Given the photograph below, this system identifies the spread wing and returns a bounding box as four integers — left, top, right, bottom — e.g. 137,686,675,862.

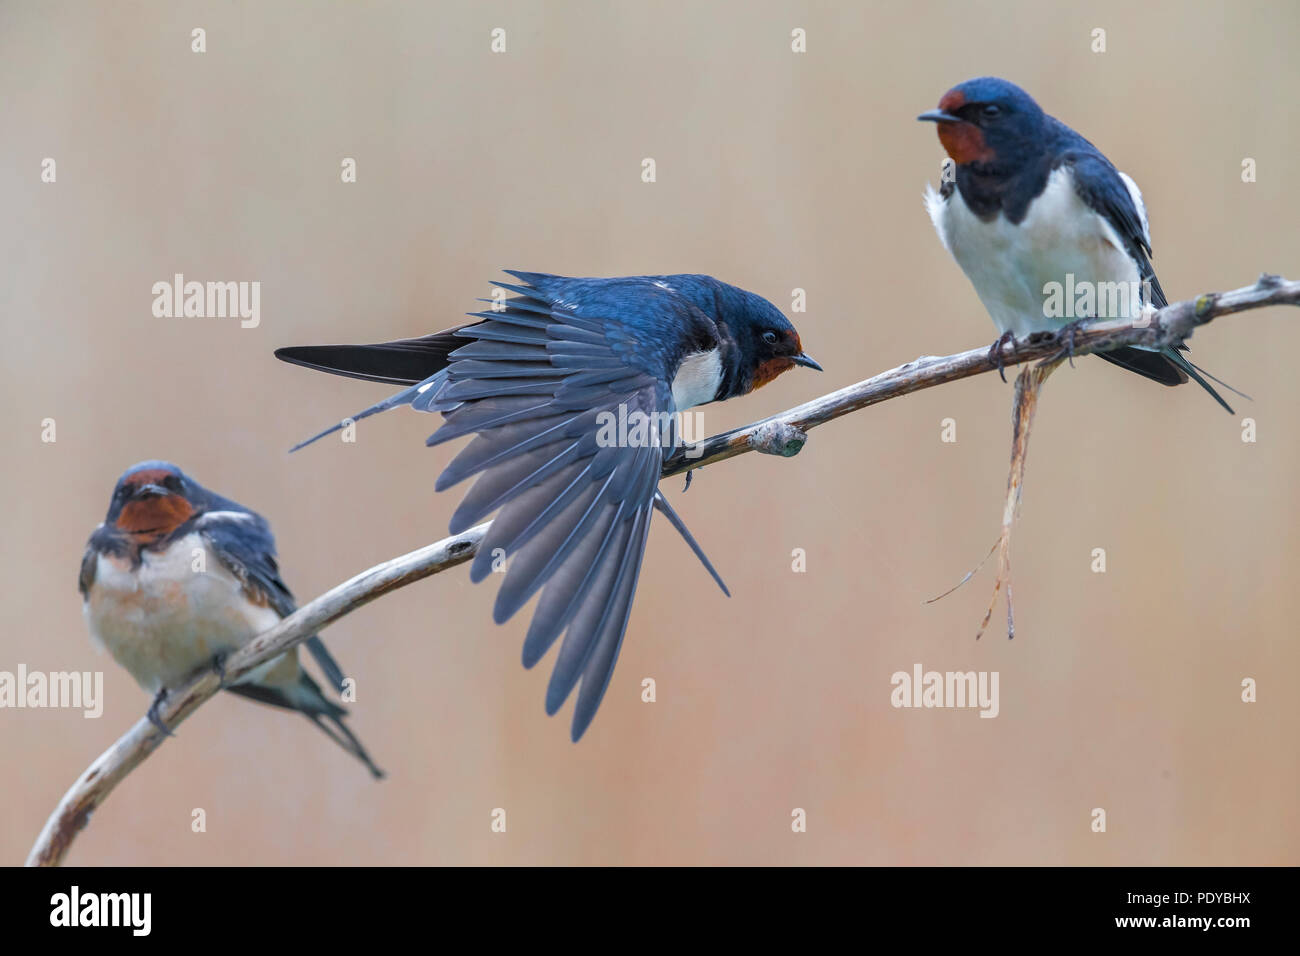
428,274,725,740
196,510,348,694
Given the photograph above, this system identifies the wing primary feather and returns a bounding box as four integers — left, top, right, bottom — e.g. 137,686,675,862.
469,459,599,586
448,359,562,379
547,340,616,358
447,440,583,531
544,504,635,715
568,505,654,740
437,411,592,489
521,499,623,668
502,269,559,286
547,326,607,346
427,398,556,444
464,310,552,330
450,340,550,362
542,445,659,717
473,297,552,316
489,464,621,619
489,280,544,299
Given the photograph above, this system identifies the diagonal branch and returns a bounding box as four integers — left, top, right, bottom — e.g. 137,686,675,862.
664,273,1298,475
27,273,1298,866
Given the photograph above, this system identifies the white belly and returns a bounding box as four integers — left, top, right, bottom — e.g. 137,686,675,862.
928,168,1143,337
84,532,282,693
671,348,723,410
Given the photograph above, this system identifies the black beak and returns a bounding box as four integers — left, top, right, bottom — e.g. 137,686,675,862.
792,352,823,372
132,483,170,500
917,109,962,124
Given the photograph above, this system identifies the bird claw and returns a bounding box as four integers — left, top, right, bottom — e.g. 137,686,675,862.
1050,319,1090,368
987,331,1017,383
147,689,175,737
211,651,229,687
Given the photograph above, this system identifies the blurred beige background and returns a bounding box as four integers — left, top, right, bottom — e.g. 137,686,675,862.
2,0,1297,865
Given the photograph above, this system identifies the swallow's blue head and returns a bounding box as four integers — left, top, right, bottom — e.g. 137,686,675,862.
106,460,202,540
657,275,822,397
918,77,1046,170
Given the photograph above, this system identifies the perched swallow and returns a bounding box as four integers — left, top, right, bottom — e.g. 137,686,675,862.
276,271,821,740
920,76,1238,410
80,460,383,778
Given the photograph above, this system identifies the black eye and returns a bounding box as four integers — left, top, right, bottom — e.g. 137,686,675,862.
762,330,778,345
981,104,1001,118
162,475,182,492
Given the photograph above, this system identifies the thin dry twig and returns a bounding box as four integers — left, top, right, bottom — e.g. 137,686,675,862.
27,274,1299,866
977,357,1062,640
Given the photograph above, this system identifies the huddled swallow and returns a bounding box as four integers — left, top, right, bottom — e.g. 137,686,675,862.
276,271,821,740
80,461,384,778
920,76,1239,410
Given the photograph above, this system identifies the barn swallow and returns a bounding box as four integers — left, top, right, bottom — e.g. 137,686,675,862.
276,271,821,740
920,76,1239,410
80,461,384,778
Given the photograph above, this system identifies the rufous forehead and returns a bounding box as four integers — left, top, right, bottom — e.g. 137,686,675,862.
938,89,966,112
123,468,175,486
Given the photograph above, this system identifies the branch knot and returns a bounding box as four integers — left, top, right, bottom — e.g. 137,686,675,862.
749,420,808,457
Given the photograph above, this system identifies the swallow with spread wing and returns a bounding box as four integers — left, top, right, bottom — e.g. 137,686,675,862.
276,271,821,740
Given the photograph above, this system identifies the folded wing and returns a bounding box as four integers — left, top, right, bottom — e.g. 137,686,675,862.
196,510,348,695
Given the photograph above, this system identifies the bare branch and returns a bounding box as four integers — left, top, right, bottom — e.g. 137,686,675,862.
28,274,1297,866
665,273,1299,476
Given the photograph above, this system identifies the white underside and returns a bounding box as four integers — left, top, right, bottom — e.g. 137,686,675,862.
671,348,723,410
926,167,1150,337
84,531,286,694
